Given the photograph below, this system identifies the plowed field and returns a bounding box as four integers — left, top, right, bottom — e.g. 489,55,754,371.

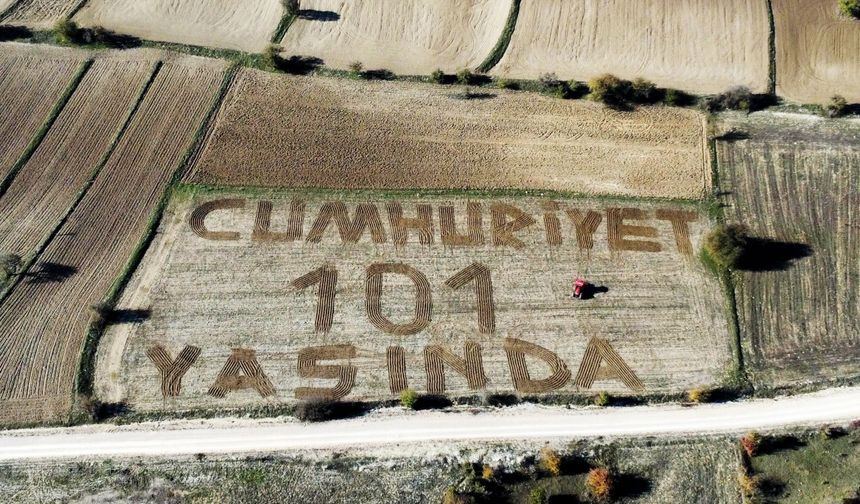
0,46,85,178
492,0,769,94
773,0,860,103
74,0,283,52
0,57,226,426
717,115,860,388
279,0,511,74
0,57,156,259
2,0,82,28
187,68,710,200
95,190,732,412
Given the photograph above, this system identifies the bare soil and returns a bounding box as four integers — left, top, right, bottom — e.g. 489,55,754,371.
187,68,710,200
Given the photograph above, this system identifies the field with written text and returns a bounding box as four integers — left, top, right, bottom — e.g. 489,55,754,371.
95,188,732,413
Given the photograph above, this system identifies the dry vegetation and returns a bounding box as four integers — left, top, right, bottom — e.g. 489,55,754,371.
96,191,731,413
1,0,82,28
0,57,226,426
717,114,860,388
187,68,709,200
0,56,156,259
74,0,283,52
774,0,860,103
492,0,769,94
0,45,85,178
279,0,512,74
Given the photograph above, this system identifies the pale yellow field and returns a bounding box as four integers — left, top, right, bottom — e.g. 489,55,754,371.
279,0,511,74
95,190,732,412
493,0,770,94
75,0,283,52
774,0,860,103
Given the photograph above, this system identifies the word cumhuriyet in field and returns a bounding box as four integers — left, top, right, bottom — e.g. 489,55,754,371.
122,196,728,406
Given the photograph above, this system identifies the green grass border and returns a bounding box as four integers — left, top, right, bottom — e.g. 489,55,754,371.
270,13,296,44
476,0,521,73
0,58,92,200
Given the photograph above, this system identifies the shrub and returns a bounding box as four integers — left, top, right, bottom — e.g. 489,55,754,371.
282,0,300,16
481,464,494,481
720,86,754,111
348,61,364,76
586,467,613,500
687,386,712,403
567,80,588,98
740,431,762,457
431,69,447,84
400,388,418,409
588,73,630,105
263,44,282,69
826,94,848,118
594,391,611,407
630,77,657,103
539,447,562,476
528,487,548,504
0,253,22,280
839,0,860,18
495,78,518,90
441,487,467,504
538,72,563,90
738,470,763,501
456,68,478,85
54,19,81,44
88,302,112,330
663,88,687,106
704,224,750,269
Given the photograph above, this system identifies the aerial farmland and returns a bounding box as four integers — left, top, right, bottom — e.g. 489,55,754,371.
0,0,858,502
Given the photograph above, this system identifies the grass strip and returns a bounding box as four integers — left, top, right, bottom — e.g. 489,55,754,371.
0,58,92,200
476,0,520,73
270,13,296,44
766,0,777,95
72,64,239,406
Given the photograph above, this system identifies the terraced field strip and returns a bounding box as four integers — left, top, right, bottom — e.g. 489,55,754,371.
717,119,860,388
0,57,158,261
1,0,85,28
0,56,227,427
187,68,709,200
0,49,87,186
74,0,283,52
279,0,513,74
773,0,860,103
492,0,770,94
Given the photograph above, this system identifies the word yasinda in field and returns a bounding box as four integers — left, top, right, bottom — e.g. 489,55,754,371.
190,198,698,254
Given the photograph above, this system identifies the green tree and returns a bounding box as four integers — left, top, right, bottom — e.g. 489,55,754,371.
839,0,860,18
399,388,418,409
704,224,750,269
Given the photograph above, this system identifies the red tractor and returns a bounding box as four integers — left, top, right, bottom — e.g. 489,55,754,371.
573,278,590,299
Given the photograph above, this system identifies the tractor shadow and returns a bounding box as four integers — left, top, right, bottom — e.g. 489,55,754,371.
579,284,609,300
738,238,812,272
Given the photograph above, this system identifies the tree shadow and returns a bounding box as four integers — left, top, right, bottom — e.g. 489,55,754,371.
275,55,323,75
360,68,395,80
715,130,750,142
758,434,805,455
92,401,130,421
25,262,78,283
297,9,340,21
750,93,780,112
414,394,453,410
614,473,651,499
737,238,812,272
760,476,786,499
109,309,152,324
77,26,141,48
560,454,590,475
707,387,743,403
484,393,519,407
0,25,32,41
548,495,580,504
450,89,496,100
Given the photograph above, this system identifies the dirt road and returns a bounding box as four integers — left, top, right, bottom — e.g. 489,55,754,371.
2,387,859,461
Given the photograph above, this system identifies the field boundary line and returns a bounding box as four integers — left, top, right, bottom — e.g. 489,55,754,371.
72,64,240,408
65,0,91,22
270,11,297,44
0,0,23,21
0,61,162,306
0,58,92,200
766,0,776,95
181,66,239,181
476,0,521,73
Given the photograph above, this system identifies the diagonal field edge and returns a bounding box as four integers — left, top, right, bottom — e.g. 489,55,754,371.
476,0,521,73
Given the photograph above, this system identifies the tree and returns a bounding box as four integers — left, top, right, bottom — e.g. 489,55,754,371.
630,77,657,103
399,388,418,409
53,19,81,45
588,73,630,105
826,94,848,118
839,0,860,18
431,69,447,84
704,224,750,269
586,467,613,500
528,487,548,504
687,386,712,403
539,447,562,476
282,0,300,16
481,464,494,481
594,391,611,407
263,44,282,69
740,431,762,457
456,68,478,85
348,61,363,76
0,253,21,280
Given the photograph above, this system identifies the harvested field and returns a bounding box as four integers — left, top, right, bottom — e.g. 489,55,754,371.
773,0,860,103
492,0,770,94
95,190,732,412
187,68,710,200
279,0,511,74
717,114,860,388
0,56,226,426
74,0,283,52
0,45,85,179
1,0,82,28
0,57,156,259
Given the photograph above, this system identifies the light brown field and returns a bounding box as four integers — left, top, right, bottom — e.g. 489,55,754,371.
717,114,860,388
279,0,511,74
773,0,860,103
0,57,156,260
0,56,226,426
1,0,82,28
0,45,84,178
74,0,283,52
187,68,710,200
95,191,732,412
492,0,770,95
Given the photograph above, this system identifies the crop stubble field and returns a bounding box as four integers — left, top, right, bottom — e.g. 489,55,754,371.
773,0,860,104
75,0,283,52
186,68,709,200
1,0,82,28
492,0,769,94
95,190,732,412
0,44,85,179
0,55,156,259
718,115,860,388
0,56,226,426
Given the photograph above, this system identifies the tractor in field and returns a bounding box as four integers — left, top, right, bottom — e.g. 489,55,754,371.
573,278,590,299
